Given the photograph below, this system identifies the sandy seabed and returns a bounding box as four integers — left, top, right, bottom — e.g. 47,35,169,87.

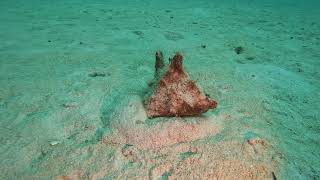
0,0,319,179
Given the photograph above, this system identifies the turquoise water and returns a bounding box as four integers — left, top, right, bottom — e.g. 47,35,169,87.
0,0,319,179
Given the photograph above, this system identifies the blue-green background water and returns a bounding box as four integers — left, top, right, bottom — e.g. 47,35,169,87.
0,0,319,179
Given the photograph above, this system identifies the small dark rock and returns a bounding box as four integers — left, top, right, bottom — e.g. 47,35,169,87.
133,30,144,37
62,103,77,108
251,74,255,78
201,45,206,49
246,56,255,60
79,42,83,45
165,10,171,13
170,16,174,19
88,72,106,77
48,40,51,42
235,46,244,54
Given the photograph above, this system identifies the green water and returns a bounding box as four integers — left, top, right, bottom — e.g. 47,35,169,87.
0,0,319,179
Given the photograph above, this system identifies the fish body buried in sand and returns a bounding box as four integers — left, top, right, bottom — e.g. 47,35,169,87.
145,51,218,118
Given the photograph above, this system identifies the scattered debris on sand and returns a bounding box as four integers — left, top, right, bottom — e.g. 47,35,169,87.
88,72,106,77
235,46,244,54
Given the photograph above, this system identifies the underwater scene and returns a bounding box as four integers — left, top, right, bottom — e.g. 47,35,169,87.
0,0,319,179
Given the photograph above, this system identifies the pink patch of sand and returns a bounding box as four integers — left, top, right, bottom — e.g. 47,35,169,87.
107,117,221,150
